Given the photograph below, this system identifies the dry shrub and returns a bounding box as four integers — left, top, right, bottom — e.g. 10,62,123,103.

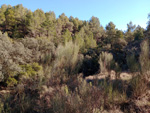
129,75,148,98
49,77,104,113
140,39,150,74
2,78,41,113
99,52,113,73
53,41,83,78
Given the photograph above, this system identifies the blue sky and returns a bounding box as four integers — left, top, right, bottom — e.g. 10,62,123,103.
0,0,150,31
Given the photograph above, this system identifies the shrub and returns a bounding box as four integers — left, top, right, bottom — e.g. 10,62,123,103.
126,53,140,72
129,75,148,97
20,63,42,78
139,39,150,74
112,38,127,50
99,52,114,73
2,82,40,113
54,41,82,76
6,77,18,87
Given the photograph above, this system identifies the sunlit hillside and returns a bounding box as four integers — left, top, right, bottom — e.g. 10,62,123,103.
0,4,150,113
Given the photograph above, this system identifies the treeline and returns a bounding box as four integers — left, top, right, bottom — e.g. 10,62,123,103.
0,4,149,47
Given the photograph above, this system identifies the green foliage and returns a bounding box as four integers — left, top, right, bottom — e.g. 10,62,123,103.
127,21,136,32
5,7,16,26
134,25,144,40
105,22,117,45
126,54,140,72
125,21,136,42
74,27,97,51
106,22,116,38
0,5,7,25
20,63,42,77
28,9,46,37
116,30,124,39
125,30,134,42
89,16,104,41
69,16,82,32
84,31,97,48
74,32,84,48
62,29,72,44
41,11,56,38
6,77,18,86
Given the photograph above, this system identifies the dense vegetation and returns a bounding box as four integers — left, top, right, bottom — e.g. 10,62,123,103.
0,4,150,113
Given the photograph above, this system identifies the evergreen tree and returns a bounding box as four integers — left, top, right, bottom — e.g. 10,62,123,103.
4,7,16,37
0,4,7,32
125,21,136,42
89,16,105,43
134,25,144,40
105,22,116,44
41,11,56,38
62,29,72,44
29,9,46,37
116,30,124,39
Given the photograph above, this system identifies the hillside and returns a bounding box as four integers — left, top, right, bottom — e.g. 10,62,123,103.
0,4,150,113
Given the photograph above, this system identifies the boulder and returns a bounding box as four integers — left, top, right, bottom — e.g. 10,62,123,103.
120,72,132,80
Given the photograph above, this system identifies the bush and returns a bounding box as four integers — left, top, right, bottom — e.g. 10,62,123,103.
129,75,148,97
20,63,42,77
112,38,127,50
126,54,140,72
139,39,150,74
54,41,82,76
6,77,18,87
99,52,114,73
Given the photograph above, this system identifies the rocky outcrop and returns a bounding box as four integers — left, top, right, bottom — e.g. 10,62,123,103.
85,70,116,81
85,70,135,82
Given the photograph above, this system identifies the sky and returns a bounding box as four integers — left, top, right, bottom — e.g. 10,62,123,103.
0,0,150,31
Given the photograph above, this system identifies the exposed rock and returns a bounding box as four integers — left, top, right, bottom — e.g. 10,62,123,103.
85,70,136,82
110,70,116,80
85,74,108,81
85,70,116,81
120,72,132,80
